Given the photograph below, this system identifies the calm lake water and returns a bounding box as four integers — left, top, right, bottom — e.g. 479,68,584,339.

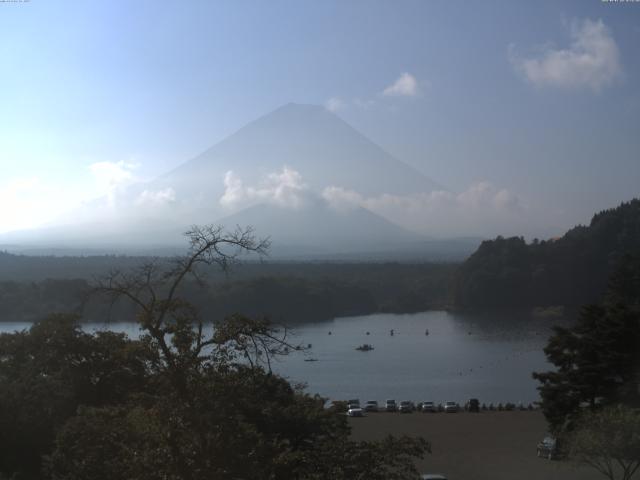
0,310,560,405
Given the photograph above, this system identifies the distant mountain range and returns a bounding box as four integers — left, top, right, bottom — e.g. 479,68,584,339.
1,103,466,259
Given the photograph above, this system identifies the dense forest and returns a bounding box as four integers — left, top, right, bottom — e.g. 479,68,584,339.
0,259,455,323
453,199,640,309
2,199,639,322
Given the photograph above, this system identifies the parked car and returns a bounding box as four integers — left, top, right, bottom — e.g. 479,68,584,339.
468,398,480,412
399,401,414,413
536,435,558,459
347,407,364,417
444,401,458,413
364,400,379,412
421,401,436,413
385,399,397,412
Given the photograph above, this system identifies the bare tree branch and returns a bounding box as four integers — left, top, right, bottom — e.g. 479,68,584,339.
89,225,294,394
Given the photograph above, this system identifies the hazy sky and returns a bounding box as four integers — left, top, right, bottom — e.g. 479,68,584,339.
1,0,639,236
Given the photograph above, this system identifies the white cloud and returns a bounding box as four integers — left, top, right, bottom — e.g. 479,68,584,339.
87,160,138,208
135,188,176,207
510,19,622,91
220,167,309,210
88,160,137,189
323,182,521,214
325,97,346,112
321,186,364,212
322,182,524,236
219,171,246,208
327,73,420,112
382,72,419,97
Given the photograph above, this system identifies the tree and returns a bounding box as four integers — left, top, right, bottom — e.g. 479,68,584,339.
45,224,430,480
0,314,151,480
533,257,640,433
568,405,640,480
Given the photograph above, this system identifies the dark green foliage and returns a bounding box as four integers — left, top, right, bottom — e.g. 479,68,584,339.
0,314,152,479
454,199,640,309
0,262,455,324
533,257,640,434
0,316,429,480
0,226,429,479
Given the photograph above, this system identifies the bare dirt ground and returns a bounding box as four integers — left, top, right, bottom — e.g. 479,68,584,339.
348,410,602,480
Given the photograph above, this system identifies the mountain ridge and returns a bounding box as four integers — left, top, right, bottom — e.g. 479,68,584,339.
453,198,640,309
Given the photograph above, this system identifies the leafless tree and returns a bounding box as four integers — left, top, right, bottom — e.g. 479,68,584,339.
569,405,640,480
92,225,299,393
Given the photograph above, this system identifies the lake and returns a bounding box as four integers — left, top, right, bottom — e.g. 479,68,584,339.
0,310,560,405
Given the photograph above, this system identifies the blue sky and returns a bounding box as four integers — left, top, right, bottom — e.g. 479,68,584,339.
1,0,639,236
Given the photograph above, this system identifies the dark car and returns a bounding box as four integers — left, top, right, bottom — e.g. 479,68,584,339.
468,398,480,412
399,401,414,413
364,400,379,412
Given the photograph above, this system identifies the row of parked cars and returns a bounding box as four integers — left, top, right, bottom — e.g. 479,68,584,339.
346,399,475,416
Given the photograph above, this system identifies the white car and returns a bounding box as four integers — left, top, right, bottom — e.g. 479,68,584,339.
444,401,458,413
347,407,364,417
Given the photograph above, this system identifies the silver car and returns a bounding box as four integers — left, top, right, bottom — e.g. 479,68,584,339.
444,401,458,413
421,401,435,412
347,407,364,417
536,436,558,459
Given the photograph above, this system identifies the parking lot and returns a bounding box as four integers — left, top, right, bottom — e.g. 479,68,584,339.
348,410,602,480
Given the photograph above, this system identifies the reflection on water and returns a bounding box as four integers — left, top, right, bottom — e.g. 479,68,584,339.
0,310,564,404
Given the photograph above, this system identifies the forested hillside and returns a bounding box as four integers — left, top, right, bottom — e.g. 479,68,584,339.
0,261,455,323
453,199,640,309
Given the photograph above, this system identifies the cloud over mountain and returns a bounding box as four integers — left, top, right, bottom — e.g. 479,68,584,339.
1,103,532,253
217,162,526,238
323,181,524,237
135,188,176,207
220,167,309,210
